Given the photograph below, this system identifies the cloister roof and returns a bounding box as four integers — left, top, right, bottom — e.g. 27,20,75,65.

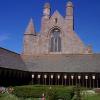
0,47,27,71
0,47,100,73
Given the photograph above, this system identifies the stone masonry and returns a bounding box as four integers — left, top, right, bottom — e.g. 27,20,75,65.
22,1,92,56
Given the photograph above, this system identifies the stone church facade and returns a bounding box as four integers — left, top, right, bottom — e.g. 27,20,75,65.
22,1,92,56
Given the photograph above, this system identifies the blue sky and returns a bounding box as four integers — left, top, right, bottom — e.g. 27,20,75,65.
0,0,100,53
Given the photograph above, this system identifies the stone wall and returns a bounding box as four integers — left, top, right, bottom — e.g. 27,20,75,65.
22,1,92,56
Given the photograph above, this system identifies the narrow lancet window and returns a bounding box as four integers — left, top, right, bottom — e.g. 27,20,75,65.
50,29,61,52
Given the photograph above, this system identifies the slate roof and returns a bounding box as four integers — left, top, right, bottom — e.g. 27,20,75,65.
24,54,100,73
0,48,27,71
0,47,100,73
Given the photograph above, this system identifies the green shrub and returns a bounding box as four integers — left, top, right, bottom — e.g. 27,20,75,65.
13,85,74,100
54,87,74,100
0,93,20,100
13,85,46,98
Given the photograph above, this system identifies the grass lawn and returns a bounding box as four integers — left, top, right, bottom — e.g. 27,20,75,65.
0,85,74,100
0,93,40,100
1,93,100,100
1,85,100,100
84,94,100,100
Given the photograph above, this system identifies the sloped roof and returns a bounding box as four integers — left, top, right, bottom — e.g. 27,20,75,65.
50,10,64,19
0,48,27,71
0,47,100,73
24,54,100,73
49,10,64,25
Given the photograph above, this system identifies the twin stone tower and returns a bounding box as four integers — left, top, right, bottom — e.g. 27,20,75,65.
22,1,92,57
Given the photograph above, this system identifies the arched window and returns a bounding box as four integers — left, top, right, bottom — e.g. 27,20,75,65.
50,29,61,52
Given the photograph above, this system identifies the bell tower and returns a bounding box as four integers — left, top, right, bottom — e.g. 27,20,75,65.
23,18,36,55
66,1,74,31
43,3,50,19
41,3,51,33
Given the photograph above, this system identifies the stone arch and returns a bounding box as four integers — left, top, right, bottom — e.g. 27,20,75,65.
47,26,63,37
49,27,62,52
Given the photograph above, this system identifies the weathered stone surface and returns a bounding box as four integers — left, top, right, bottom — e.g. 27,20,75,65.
22,1,92,56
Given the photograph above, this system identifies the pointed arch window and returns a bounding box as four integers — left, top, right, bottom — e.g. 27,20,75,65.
50,29,61,52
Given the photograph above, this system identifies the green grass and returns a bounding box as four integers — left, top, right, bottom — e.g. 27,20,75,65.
1,94,100,100
0,93,20,100
13,85,74,99
2,85,100,100
1,92,100,100
0,85,75,100
84,94,100,100
0,93,40,100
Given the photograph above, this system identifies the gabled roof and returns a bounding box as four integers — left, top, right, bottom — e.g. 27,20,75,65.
0,47,27,71
50,10,64,22
0,47,100,73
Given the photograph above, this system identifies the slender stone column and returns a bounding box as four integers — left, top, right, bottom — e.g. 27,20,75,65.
44,74,47,85
55,75,57,85
85,75,88,88
97,74,99,88
69,76,70,86
57,75,60,85
50,75,53,85
92,75,95,88
31,74,34,85
71,75,74,85
82,75,85,87
75,75,77,86
62,75,63,85
97,78,99,88
37,74,41,84
89,76,92,89
78,75,81,86
57,37,58,52
48,75,50,85
54,38,55,51
64,75,67,85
